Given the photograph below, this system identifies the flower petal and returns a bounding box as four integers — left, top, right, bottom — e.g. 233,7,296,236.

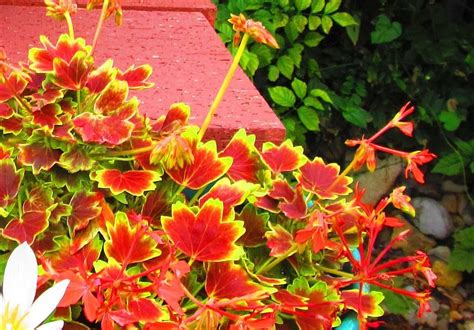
26,280,69,328
36,320,65,330
2,242,38,314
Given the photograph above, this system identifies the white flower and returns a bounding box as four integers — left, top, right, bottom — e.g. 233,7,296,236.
0,242,69,330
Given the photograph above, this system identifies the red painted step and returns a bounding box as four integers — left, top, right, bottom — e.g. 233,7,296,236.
0,5,285,147
0,0,217,24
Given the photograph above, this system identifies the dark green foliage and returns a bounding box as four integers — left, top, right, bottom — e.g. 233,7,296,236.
214,0,474,187
449,226,474,273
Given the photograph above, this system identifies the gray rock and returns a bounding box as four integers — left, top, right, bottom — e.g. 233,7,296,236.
441,180,466,193
413,197,453,240
355,156,403,205
429,245,451,263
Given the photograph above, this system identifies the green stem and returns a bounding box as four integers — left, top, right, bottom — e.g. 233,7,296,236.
315,264,354,278
256,245,297,275
197,33,250,142
103,144,155,157
64,11,75,39
91,0,110,55
188,186,206,205
76,90,81,113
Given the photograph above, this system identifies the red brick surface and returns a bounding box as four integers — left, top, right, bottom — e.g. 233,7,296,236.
0,0,216,24
0,5,285,147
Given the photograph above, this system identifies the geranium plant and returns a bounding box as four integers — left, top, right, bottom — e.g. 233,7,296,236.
0,2,437,329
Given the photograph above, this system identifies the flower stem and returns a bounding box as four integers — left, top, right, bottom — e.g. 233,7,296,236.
91,0,110,55
197,33,250,142
256,245,297,275
315,264,354,278
64,11,75,39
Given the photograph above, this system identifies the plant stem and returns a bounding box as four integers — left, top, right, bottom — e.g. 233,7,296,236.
315,264,354,278
64,11,75,39
256,245,297,275
188,186,206,205
100,144,155,157
197,33,249,142
91,0,110,55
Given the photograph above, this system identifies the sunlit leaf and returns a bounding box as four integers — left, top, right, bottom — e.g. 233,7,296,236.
104,212,161,265
94,169,162,196
162,199,245,262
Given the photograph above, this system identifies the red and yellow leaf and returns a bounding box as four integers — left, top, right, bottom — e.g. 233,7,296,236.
152,103,190,133
166,141,232,190
288,278,341,330
3,210,50,244
18,142,61,174
0,158,23,210
94,169,162,196
199,178,255,221
32,103,62,129
295,157,352,200
50,51,93,90
341,290,385,318
0,71,29,102
104,212,161,265
237,204,269,247
0,103,14,118
162,199,245,262
128,299,163,323
86,59,117,94
220,129,261,183
117,64,154,89
261,140,306,173
67,192,102,235
58,146,94,173
205,262,272,301
0,117,23,134
28,34,90,73
265,224,295,257
73,112,134,146
94,79,128,115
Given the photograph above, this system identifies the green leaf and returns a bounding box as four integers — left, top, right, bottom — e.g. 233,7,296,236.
455,139,474,157
331,12,358,27
324,0,341,14
371,14,402,44
285,15,308,43
438,111,462,131
291,78,307,99
378,288,416,315
303,96,324,110
309,16,322,30
251,44,274,68
277,55,294,79
342,106,372,128
297,106,320,131
310,89,333,104
449,227,474,272
311,0,325,13
346,15,361,45
432,153,463,176
274,12,289,28
240,51,259,76
288,44,304,67
304,32,325,47
321,16,333,34
268,86,296,107
295,0,311,11
268,65,280,82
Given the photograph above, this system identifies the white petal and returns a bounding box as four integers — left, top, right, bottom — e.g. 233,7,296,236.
36,320,64,330
25,280,69,329
3,242,38,313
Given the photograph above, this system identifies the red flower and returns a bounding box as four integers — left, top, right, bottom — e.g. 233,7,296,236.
404,149,437,183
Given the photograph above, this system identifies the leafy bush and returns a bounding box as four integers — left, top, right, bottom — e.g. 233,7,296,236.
214,0,358,147
0,2,437,329
215,0,474,190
